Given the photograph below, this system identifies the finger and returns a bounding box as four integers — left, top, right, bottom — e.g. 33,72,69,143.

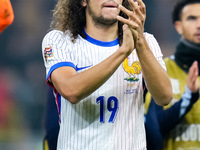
194,61,199,74
123,24,132,36
136,0,146,14
190,61,198,77
128,0,143,16
118,5,141,25
127,0,140,16
190,71,198,84
187,61,199,92
193,62,199,80
190,73,199,92
128,0,139,13
188,61,197,74
188,61,198,83
118,4,134,18
188,62,195,80
127,0,145,24
116,15,139,29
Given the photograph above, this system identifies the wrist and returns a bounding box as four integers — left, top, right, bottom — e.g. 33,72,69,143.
185,85,192,94
135,35,147,49
118,46,132,58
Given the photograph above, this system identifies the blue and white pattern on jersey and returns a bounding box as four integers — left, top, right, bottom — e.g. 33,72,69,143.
42,29,165,150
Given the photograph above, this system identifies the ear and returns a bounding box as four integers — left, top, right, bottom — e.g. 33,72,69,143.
174,21,183,35
82,0,87,7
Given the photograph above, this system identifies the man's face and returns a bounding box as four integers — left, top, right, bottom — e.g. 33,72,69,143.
176,3,200,44
83,0,123,27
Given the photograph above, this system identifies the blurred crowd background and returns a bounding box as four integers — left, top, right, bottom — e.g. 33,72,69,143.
0,0,182,150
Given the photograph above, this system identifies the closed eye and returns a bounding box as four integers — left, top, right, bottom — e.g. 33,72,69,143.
187,16,197,21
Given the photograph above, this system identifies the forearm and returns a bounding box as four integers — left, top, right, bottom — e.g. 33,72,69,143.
160,87,199,136
179,86,199,118
52,47,129,104
116,0,171,104
136,38,172,106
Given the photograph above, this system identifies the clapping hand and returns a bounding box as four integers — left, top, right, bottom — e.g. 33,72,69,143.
187,61,199,93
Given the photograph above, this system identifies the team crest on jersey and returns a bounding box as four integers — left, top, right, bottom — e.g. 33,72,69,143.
44,46,54,61
123,57,141,82
124,83,139,94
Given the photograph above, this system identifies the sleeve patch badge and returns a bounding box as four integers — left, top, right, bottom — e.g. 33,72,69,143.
44,46,54,61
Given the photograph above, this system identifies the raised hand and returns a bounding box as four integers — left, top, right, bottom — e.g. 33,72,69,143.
120,24,135,56
117,0,146,46
187,61,199,93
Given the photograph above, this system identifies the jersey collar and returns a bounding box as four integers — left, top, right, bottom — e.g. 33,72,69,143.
83,30,119,47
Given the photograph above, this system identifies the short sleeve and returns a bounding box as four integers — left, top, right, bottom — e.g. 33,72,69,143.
144,33,166,71
42,30,76,84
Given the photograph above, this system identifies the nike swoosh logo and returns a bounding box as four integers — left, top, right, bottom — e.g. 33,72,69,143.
76,65,93,71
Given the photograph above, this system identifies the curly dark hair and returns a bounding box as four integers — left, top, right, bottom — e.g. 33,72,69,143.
172,0,200,24
50,0,131,45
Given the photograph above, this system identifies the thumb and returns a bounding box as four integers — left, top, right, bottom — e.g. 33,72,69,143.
123,24,132,39
123,24,128,33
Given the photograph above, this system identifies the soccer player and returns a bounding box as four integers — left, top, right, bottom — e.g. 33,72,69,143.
0,0,14,33
145,0,200,149
42,0,172,149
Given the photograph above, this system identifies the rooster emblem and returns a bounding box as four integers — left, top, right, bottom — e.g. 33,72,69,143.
123,57,141,82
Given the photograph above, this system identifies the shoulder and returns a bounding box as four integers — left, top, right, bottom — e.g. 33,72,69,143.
143,32,164,58
143,32,160,46
43,30,67,41
143,32,154,39
42,30,73,46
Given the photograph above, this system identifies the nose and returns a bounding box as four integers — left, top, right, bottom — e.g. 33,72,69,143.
197,18,200,26
197,18,200,29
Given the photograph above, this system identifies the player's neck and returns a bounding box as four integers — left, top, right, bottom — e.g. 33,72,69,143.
84,21,118,42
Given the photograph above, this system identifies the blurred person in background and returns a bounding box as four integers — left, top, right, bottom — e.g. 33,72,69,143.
43,87,59,150
41,0,172,149
0,0,14,33
0,0,15,143
145,0,200,149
